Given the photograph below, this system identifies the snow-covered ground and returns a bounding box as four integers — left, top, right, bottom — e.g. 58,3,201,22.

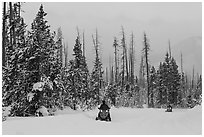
2,106,202,135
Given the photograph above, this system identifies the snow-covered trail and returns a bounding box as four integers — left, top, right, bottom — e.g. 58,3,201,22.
2,106,202,135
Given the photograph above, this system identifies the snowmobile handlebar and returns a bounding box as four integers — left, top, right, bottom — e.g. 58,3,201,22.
98,108,110,110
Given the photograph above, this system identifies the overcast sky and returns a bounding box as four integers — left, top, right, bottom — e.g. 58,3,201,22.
21,2,202,75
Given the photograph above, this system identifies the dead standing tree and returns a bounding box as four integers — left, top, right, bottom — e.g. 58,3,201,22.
129,32,135,85
2,2,6,67
113,37,119,84
121,27,129,84
143,32,150,107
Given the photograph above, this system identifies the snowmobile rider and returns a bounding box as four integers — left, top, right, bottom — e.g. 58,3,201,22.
98,100,110,110
96,100,111,121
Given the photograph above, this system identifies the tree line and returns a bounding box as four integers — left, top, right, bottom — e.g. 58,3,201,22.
2,3,202,117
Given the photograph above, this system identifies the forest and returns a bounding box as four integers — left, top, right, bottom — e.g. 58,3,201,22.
2,3,202,118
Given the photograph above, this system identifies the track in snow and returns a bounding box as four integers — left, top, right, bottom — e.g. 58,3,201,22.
2,106,202,135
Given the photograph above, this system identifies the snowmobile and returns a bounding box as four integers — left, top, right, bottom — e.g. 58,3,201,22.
165,104,172,112
95,108,111,122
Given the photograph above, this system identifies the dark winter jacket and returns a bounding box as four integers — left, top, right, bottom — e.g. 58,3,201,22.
98,102,110,110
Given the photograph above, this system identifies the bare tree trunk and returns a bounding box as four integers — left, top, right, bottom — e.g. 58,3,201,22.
139,55,144,88
111,65,114,84
113,37,118,84
76,26,80,42
92,29,101,105
168,40,171,58
129,52,131,83
9,2,13,47
105,67,108,84
143,33,150,107
181,52,183,75
95,29,102,89
121,27,129,83
64,42,68,68
18,2,21,17
122,44,125,88
130,32,135,84
13,3,16,46
192,66,194,89
82,31,85,57
109,56,112,84
2,2,6,67
60,40,63,67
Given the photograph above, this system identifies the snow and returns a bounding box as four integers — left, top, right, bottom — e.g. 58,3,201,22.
2,106,202,135
47,80,53,90
32,82,44,91
27,92,35,102
29,56,35,60
42,76,53,90
10,55,15,60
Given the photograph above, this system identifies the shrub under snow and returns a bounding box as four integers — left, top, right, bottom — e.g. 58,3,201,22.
35,106,49,116
27,92,35,102
2,106,12,121
32,82,44,91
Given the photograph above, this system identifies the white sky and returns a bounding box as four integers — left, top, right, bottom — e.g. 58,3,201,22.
20,2,202,75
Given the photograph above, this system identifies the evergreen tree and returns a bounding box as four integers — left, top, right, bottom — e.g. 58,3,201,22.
149,66,156,107
155,62,165,107
194,75,202,105
65,36,89,110
3,2,29,116
25,4,61,114
90,30,104,105
156,52,181,107
163,52,171,105
169,57,180,106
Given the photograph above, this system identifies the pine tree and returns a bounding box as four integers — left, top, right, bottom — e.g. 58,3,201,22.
90,30,104,105
2,2,29,115
194,75,202,105
157,52,181,107
163,52,171,104
24,4,61,114
155,62,165,107
27,4,54,82
65,36,89,110
170,57,180,106
149,66,156,107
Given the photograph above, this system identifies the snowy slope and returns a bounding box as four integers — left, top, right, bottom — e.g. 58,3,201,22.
2,106,202,135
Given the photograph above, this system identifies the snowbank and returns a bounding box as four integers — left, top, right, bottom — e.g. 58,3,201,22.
2,106,202,135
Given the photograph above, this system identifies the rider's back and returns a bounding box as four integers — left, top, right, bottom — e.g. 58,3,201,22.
99,103,110,110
